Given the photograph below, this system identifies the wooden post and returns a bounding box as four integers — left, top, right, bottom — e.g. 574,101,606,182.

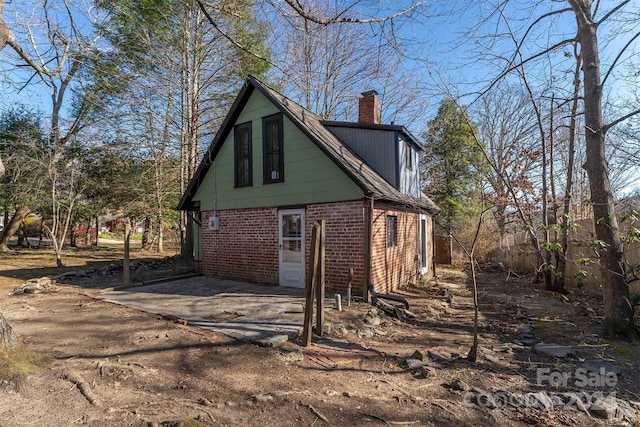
314,220,325,336
123,220,131,286
302,222,320,346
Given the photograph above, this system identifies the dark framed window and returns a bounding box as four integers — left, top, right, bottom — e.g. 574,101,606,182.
386,215,398,247
263,113,284,184
234,122,252,187
406,144,413,170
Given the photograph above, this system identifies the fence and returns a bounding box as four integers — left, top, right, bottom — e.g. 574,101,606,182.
495,218,640,296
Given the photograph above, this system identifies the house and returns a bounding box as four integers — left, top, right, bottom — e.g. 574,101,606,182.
177,76,439,297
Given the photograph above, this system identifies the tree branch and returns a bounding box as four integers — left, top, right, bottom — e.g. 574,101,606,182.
603,107,640,133
601,30,640,88
274,0,424,25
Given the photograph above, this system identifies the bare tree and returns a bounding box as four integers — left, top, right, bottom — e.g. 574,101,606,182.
1,0,102,266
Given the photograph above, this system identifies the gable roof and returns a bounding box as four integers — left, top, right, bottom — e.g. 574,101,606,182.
178,76,439,214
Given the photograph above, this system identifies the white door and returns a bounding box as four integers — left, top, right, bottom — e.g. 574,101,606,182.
279,209,305,288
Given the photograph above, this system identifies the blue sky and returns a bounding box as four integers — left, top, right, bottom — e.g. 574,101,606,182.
1,0,639,194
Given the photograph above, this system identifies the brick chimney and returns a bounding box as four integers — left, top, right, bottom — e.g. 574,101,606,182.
358,90,381,125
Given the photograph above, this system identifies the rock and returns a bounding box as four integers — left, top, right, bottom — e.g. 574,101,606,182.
366,316,381,326
277,350,304,362
523,392,554,411
582,360,621,375
26,276,55,286
428,351,448,363
516,326,533,336
256,334,289,348
358,328,374,339
513,338,537,347
475,392,497,409
405,358,428,370
484,354,502,364
492,344,511,353
589,395,635,420
559,393,589,412
418,366,435,378
197,397,215,407
449,378,471,391
253,393,273,403
534,343,576,358
412,349,427,361
323,322,332,335
368,308,379,317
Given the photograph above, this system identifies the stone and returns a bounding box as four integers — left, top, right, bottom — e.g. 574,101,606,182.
492,344,511,353
449,379,471,391
560,393,589,412
523,392,553,411
277,350,304,362
412,349,427,361
516,326,533,336
256,334,289,348
589,396,631,420
475,392,496,409
582,360,621,375
428,351,448,363
367,316,381,326
368,308,379,316
253,393,273,403
418,366,435,378
534,343,576,358
405,358,428,370
512,338,537,347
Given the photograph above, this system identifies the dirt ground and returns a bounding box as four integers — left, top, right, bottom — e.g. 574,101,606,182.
1,247,639,426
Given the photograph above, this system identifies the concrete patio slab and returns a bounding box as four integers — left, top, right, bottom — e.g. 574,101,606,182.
98,276,310,343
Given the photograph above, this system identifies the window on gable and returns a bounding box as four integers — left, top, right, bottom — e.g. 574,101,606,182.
234,122,252,187
263,113,284,184
386,215,398,247
406,143,413,170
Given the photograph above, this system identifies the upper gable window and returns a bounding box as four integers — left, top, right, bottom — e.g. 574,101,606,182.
263,113,284,184
234,122,252,187
406,143,413,170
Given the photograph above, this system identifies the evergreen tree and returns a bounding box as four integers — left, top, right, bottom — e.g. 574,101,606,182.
423,98,485,257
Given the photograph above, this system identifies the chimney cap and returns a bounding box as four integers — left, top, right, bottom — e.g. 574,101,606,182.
361,90,379,97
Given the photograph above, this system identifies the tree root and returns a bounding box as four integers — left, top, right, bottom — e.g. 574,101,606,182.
67,371,102,406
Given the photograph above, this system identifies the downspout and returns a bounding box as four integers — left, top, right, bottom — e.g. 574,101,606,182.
363,193,374,302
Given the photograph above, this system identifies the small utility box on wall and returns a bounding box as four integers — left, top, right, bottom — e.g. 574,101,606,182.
208,216,220,231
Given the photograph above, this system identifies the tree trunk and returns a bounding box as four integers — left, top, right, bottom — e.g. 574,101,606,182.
0,312,21,348
569,1,634,336
557,47,582,292
70,222,78,247
84,221,91,245
0,206,30,252
156,211,163,253
94,217,99,246
141,217,151,250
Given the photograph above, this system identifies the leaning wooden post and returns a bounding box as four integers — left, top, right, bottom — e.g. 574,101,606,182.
314,220,325,336
302,222,320,346
123,220,131,286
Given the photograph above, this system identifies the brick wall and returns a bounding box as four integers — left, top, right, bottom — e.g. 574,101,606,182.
198,201,433,296
370,203,422,294
306,201,366,294
200,208,279,284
